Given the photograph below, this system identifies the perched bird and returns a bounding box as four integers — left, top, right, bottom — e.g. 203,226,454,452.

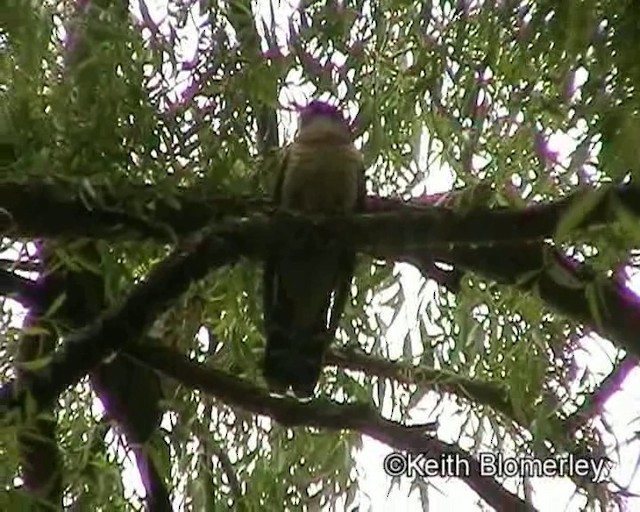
262,101,365,399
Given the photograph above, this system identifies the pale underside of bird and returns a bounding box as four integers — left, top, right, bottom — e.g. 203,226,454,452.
262,101,365,399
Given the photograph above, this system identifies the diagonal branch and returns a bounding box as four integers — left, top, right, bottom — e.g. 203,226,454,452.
430,243,640,369
326,348,514,420
0,192,619,510
122,343,534,512
327,345,605,493
0,268,40,305
213,445,243,501
564,355,637,432
2,187,640,392
0,219,266,419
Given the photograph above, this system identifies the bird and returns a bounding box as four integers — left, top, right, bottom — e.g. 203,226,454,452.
262,100,365,400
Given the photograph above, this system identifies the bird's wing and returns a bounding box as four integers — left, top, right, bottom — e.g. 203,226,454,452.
271,143,289,204
262,146,289,330
262,146,298,395
327,158,365,337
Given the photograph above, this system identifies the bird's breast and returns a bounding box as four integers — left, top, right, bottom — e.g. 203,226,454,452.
282,142,361,213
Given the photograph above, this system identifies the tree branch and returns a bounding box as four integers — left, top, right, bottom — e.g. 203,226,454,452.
213,446,243,501
327,346,606,497
564,355,637,432
1,180,638,246
430,243,640,368
0,268,40,305
122,344,534,512
2,181,640,380
0,180,266,240
326,347,515,420
0,185,619,510
0,219,265,418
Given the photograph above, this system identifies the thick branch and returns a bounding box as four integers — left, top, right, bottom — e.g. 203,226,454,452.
0,220,264,418
0,268,40,304
2,183,640,375
0,195,615,510
0,180,266,240
123,344,533,512
0,180,638,246
431,243,640,365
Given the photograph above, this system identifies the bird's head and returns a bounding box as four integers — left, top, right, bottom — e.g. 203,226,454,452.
296,101,351,143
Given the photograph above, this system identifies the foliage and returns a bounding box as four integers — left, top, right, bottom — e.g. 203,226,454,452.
1,0,640,510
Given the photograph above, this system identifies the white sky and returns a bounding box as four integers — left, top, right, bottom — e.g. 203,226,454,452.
16,1,638,510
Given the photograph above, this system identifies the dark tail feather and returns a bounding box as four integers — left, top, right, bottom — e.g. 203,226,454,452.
263,331,291,396
263,330,328,399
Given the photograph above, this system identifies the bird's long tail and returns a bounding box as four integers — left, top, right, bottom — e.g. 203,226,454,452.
263,329,328,399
